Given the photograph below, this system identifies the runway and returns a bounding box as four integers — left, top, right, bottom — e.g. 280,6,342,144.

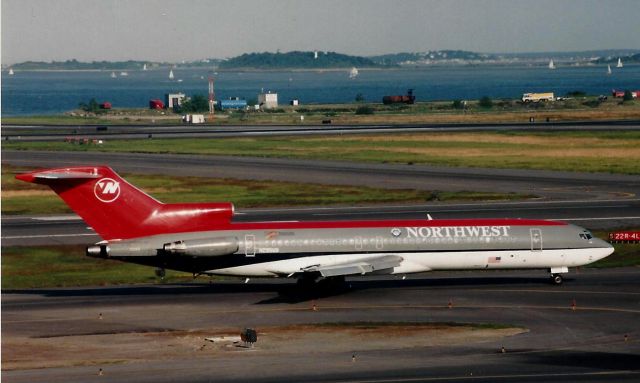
3,199,640,246
3,267,640,382
3,121,640,141
3,150,640,200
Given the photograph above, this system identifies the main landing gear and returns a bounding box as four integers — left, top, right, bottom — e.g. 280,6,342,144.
296,274,347,292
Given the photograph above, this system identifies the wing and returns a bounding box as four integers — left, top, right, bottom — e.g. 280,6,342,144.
301,255,403,277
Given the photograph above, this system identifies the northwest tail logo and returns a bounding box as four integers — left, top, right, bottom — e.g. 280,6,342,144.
94,178,121,203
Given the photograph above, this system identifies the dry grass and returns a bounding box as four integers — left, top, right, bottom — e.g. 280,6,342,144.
3,322,524,370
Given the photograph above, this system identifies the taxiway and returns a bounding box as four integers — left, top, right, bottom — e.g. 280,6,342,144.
3,268,640,382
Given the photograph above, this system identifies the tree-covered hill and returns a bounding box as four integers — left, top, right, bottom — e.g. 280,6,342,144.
12,59,164,70
218,51,382,69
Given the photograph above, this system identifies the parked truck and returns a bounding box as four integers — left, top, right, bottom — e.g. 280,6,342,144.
522,92,555,102
383,89,416,105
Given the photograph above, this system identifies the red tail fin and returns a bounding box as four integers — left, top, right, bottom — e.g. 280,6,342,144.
16,166,234,240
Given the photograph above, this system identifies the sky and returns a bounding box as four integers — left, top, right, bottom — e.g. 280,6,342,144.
2,0,639,64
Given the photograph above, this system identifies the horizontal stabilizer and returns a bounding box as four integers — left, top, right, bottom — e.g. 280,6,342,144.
16,167,103,183
302,255,403,277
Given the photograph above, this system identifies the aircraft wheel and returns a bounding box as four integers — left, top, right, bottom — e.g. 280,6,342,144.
550,274,563,285
296,275,317,289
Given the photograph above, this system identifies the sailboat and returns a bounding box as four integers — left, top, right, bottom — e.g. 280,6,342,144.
548,59,555,69
617,58,623,68
143,64,147,71
169,69,174,80
110,71,117,78
8,68,14,75
349,67,359,79
607,64,612,75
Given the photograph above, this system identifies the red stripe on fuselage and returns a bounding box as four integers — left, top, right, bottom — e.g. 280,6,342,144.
219,218,566,231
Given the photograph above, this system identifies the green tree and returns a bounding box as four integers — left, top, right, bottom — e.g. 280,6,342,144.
355,93,365,102
355,105,374,115
478,96,493,109
452,100,463,109
79,98,99,113
623,90,634,102
176,94,209,113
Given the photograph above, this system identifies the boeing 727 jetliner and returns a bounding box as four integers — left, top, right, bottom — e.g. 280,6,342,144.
17,166,614,285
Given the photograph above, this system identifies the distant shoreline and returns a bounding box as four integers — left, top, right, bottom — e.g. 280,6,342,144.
8,63,638,73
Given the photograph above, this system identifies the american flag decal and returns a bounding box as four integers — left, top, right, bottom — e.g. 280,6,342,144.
488,256,502,263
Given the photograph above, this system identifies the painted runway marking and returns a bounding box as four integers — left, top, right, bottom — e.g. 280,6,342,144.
312,205,628,216
2,233,98,239
344,370,640,383
244,198,640,213
550,216,640,221
32,216,82,221
480,289,640,295
5,303,639,324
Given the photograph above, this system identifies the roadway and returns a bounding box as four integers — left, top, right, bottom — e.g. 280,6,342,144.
2,120,640,141
3,268,640,382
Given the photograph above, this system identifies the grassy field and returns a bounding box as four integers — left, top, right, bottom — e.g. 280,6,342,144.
2,232,637,289
1,246,194,289
2,165,529,215
3,97,639,126
5,130,640,174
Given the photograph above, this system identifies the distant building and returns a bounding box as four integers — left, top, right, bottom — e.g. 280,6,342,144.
219,98,248,110
290,99,299,106
258,91,278,109
165,93,186,109
183,114,205,124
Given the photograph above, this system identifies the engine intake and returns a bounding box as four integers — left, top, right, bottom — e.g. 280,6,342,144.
163,237,239,257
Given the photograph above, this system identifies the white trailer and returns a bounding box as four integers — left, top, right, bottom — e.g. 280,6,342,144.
522,92,555,102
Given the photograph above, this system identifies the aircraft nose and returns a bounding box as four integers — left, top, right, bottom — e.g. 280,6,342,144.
593,238,615,261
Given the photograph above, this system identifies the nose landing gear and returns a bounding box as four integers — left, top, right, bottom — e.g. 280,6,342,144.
550,274,563,285
549,267,568,285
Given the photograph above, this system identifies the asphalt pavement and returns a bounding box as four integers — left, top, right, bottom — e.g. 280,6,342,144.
3,268,640,382
3,150,639,200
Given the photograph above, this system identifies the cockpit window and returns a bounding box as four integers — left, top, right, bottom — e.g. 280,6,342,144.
579,232,593,240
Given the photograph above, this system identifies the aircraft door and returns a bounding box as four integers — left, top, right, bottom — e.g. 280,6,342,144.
375,236,384,250
245,234,255,257
530,228,543,251
355,236,363,251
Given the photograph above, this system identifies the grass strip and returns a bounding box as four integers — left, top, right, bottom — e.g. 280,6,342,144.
4,130,640,174
1,245,194,289
2,164,532,215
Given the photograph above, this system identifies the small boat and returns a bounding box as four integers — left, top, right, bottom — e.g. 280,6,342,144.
169,69,174,80
617,58,623,68
548,59,555,69
120,71,128,76
110,71,117,78
177,79,183,82
607,64,612,75
142,64,147,71
8,68,14,75
349,67,359,79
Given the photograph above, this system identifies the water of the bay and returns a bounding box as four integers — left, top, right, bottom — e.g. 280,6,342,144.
2,65,639,116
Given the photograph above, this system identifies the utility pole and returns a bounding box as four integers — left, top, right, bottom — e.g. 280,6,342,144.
208,77,215,119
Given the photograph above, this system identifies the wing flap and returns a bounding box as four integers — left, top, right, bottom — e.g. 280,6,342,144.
302,255,403,277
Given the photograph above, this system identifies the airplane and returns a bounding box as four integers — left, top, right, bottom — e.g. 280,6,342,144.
16,166,614,286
